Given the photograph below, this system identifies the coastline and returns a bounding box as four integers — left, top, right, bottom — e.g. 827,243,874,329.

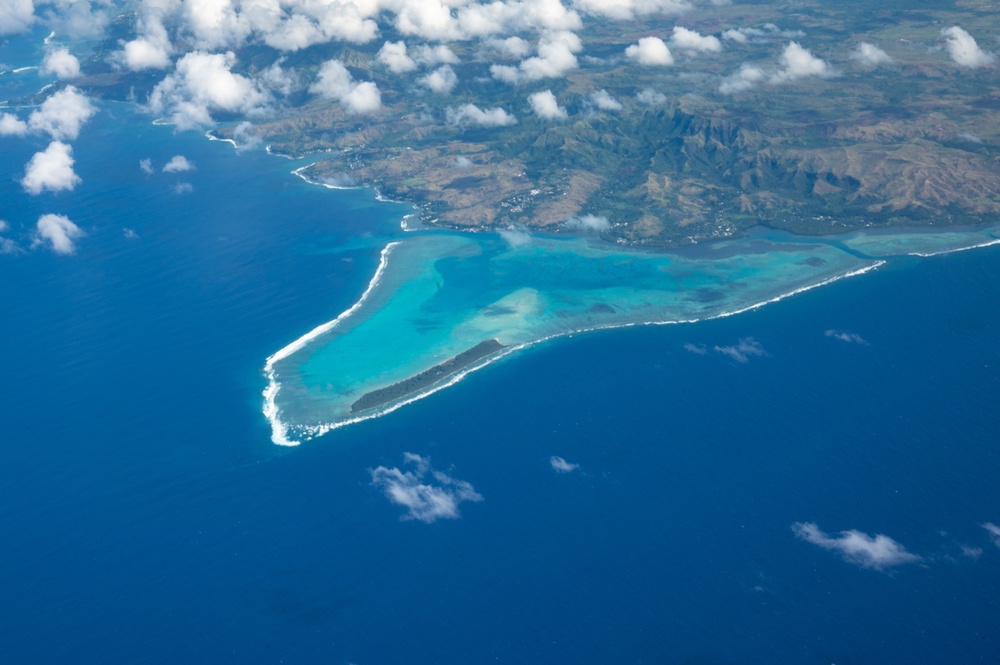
263,246,892,445
248,130,1000,446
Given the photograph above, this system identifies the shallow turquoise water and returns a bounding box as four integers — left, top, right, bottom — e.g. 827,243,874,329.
266,223,1000,443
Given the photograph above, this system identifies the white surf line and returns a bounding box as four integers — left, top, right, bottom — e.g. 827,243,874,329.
204,131,237,148
290,164,364,190
908,237,1000,258
280,259,888,443
263,242,399,446
713,260,886,320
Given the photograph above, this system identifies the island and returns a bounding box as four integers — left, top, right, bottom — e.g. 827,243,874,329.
41,0,1000,442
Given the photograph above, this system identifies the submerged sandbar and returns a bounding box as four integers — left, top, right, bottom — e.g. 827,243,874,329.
264,224,1000,445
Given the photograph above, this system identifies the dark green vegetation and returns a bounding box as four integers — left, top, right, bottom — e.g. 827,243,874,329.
350,339,505,412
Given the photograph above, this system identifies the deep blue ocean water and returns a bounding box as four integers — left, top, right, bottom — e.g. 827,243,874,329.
3,38,1000,663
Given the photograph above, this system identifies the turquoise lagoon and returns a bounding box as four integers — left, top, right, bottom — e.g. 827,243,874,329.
263,222,1000,444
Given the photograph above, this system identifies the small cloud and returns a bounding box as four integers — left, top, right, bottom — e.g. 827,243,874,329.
491,32,581,84
446,103,517,127
825,330,868,345
28,86,96,140
413,44,460,66
626,37,674,66
671,27,722,54
232,121,262,151
792,521,922,570
772,42,831,82
115,17,172,71
713,337,765,363
22,141,81,195
485,36,532,59
162,155,195,173
310,60,382,114
573,0,690,20
940,26,995,68
636,88,667,105
419,64,458,94
370,452,482,523
588,89,622,111
40,47,81,79
961,545,983,560
173,182,194,194
683,342,708,355
722,28,753,44
564,214,610,232
123,228,139,239
0,220,20,255
34,213,84,254
719,63,766,93
983,522,1000,548
0,237,20,255
550,456,579,473
500,227,532,248
139,158,154,174
0,112,29,136
377,40,417,74
454,156,472,168
722,24,804,44
851,42,892,67
529,89,568,120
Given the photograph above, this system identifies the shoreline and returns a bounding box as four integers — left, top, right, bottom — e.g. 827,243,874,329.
264,251,893,445
251,130,1000,446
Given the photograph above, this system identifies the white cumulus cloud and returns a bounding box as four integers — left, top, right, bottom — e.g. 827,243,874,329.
588,89,622,111
636,88,667,105
148,51,269,129
772,41,831,82
162,155,195,173
22,141,81,194
413,44,460,66
35,213,84,254
309,59,382,114
28,86,96,140
446,103,517,127
370,453,482,523
626,36,674,66
117,18,173,71
378,40,417,74
671,26,722,53
40,47,81,79
940,26,995,68
485,36,532,59
793,521,922,570
565,213,610,231
851,42,892,67
419,65,458,94
719,63,766,93
0,113,29,136
550,456,579,473
0,0,35,35
529,89,567,119
572,0,691,21
492,31,582,83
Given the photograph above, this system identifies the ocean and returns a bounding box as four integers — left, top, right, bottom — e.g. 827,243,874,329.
2,44,1000,663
